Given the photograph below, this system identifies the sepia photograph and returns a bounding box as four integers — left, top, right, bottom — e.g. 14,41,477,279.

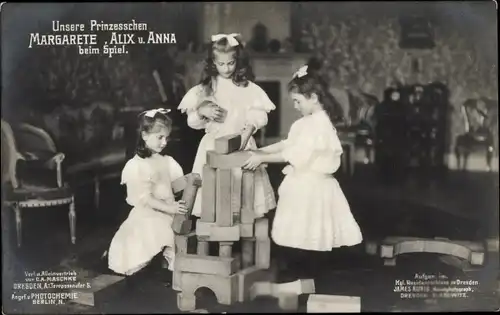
1,2,498,313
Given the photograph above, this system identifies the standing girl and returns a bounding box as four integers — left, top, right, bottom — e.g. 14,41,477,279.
178,33,276,219
108,108,188,276
243,65,363,281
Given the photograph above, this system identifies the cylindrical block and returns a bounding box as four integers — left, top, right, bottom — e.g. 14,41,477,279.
219,242,233,258
197,239,209,255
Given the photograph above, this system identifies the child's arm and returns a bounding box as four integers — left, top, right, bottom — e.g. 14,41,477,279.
240,86,277,149
145,197,187,215
256,140,286,154
242,151,286,171
187,110,208,130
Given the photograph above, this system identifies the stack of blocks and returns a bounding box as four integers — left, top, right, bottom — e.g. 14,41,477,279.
172,134,273,311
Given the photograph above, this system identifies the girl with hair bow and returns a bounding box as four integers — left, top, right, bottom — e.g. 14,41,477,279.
107,108,187,277
177,33,277,220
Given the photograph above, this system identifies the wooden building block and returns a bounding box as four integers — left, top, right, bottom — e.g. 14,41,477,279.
171,173,202,194
197,238,209,255
278,294,299,311
210,225,240,242
219,242,233,258
215,133,242,154
177,292,196,311
241,170,255,224
171,174,190,194
256,238,271,269
175,231,196,255
307,294,361,313
216,169,233,226
206,150,252,169
70,274,126,306
486,238,499,252
180,272,239,306
470,252,485,265
175,254,239,276
236,266,273,302
196,222,240,241
254,218,269,240
380,245,394,258
240,223,254,238
250,279,315,300
196,221,213,237
173,270,182,291
172,173,202,235
242,239,255,268
231,169,242,224
201,165,217,222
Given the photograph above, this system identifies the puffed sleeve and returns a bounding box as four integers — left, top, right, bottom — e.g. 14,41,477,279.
121,158,154,207
245,84,276,131
167,156,185,182
177,85,208,130
281,118,343,170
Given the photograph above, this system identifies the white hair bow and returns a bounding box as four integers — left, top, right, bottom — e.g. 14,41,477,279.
140,108,171,118
211,33,241,47
293,65,309,78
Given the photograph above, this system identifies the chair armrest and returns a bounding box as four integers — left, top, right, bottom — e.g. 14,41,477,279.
45,153,65,187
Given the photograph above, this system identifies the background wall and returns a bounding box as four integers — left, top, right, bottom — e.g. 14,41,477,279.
2,2,497,161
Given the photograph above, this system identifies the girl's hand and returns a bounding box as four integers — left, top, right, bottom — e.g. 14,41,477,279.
198,102,225,122
171,200,188,215
242,152,263,171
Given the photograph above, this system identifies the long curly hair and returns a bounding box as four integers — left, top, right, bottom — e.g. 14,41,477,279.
287,68,345,128
135,111,173,159
199,35,255,96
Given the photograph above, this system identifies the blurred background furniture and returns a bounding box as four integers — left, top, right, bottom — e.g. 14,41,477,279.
455,98,498,172
1,119,76,248
348,91,378,164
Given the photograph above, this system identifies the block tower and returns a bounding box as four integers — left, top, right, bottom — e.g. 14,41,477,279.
172,133,273,312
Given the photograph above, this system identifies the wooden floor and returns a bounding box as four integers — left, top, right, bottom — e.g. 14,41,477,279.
2,164,499,313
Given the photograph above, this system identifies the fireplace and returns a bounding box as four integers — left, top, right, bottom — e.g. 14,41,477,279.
180,52,310,144
251,53,309,144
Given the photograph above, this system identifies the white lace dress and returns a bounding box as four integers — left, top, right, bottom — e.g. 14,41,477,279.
271,110,363,251
108,154,184,275
178,76,277,218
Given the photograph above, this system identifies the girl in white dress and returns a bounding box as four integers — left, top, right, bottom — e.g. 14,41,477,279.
243,65,363,281
178,33,276,219
108,108,188,276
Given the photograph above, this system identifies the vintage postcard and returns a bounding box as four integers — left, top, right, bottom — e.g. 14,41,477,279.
1,2,498,313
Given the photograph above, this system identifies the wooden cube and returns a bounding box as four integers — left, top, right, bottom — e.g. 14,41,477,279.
240,223,254,238
215,134,242,154
236,266,273,302
380,245,394,258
